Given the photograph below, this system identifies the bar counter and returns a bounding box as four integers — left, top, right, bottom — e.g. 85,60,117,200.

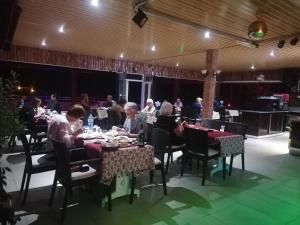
240,110,287,137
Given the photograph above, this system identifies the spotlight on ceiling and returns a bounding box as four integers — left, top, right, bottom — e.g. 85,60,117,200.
132,9,148,28
277,40,285,48
290,37,299,46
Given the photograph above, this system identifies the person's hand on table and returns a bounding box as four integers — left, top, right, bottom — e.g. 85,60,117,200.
73,128,84,137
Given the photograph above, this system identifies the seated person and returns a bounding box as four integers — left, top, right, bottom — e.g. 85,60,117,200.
105,94,116,108
192,97,203,119
33,98,46,121
47,104,85,149
174,98,183,114
156,101,185,145
80,93,91,125
110,97,127,123
118,102,143,138
141,98,156,116
46,93,61,114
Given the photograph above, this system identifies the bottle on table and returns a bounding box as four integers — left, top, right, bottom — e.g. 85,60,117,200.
87,114,94,132
137,124,144,147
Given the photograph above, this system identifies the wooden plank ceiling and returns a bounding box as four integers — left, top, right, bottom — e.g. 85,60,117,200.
14,0,300,72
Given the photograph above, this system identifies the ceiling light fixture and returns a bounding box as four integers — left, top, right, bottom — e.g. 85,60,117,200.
90,0,99,7
251,64,255,70
176,62,179,67
277,40,285,48
270,50,275,57
248,12,268,41
151,45,156,51
204,31,210,39
290,37,299,46
132,9,148,28
58,25,64,33
41,39,47,46
120,52,124,58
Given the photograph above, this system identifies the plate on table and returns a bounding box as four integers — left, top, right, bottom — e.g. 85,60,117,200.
116,136,131,143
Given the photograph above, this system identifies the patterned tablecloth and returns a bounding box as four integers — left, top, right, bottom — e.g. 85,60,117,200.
99,145,155,185
208,131,244,157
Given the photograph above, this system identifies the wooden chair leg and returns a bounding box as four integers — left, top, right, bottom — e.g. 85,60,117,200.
171,153,173,163
222,157,226,180
202,160,208,186
241,153,245,170
22,173,31,205
229,155,234,176
149,170,154,184
60,188,69,224
129,174,136,204
49,172,58,207
160,165,167,195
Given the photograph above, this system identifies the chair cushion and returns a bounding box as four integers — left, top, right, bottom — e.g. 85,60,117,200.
71,164,98,181
154,157,161,165
32,154,56,169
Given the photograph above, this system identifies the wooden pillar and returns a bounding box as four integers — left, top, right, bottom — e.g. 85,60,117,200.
71,71,77,104
202,49,218,119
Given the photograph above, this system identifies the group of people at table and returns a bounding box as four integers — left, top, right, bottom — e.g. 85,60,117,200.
18,93,230,152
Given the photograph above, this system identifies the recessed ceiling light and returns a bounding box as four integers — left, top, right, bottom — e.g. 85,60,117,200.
251,64,255,70
58,25,64,33
41,39,47,46
151,45,156,51
90,0,99,7
269,50,275,57
176,62,179,67
204,31,210,39
120,53,124,58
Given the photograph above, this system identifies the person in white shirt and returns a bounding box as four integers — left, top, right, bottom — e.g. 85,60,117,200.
174,98,183,114
141,98,156,116
34,98,46,121
47,104,85,149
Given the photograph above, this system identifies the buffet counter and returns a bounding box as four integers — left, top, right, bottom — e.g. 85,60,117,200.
240,110,287,137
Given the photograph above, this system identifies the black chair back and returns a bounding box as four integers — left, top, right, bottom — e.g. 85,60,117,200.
151,128,170,154
107,109,121,128
51,140,71,184
202,119,222,130
184,127,209,156
224,122,247,139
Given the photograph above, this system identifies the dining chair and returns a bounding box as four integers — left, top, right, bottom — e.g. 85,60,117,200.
181,127,221,185
149,128,169,195
49,140,112,224
28,122,48,151
18,130,56,205
202,119,223,131
224,122,247,175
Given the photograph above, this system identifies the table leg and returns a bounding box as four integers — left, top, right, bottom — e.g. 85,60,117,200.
210,157,229,177
101,173,140,207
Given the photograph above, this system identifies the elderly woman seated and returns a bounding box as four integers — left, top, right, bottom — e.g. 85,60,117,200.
141,98,156,116
118,102,144,138
156,101,185,145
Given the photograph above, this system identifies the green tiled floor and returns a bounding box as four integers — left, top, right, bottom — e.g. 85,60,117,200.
3,133,300,225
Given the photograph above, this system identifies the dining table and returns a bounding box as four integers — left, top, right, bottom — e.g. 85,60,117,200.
187,125,245,176
78,130,155,207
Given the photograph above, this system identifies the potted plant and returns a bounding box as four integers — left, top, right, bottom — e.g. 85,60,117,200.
0,71,21,225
